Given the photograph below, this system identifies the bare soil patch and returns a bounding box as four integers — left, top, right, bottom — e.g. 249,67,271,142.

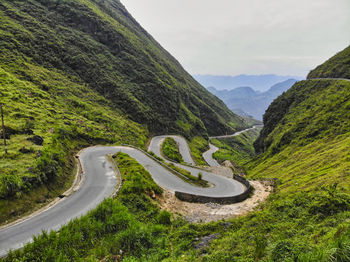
157,165,272,223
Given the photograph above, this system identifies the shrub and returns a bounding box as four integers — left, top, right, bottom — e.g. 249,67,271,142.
156,210,172,225
0,173,23,198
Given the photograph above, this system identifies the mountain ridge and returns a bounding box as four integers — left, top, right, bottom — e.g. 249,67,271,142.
0,0,246,139
194,74,303,91
207,79,298,120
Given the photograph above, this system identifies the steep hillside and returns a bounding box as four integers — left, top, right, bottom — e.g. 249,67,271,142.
0,0,245,139
254,80,350,155
195,50,350,260
5,79,350,261
0,0,247,222
307,45,350,79
3,48,350,261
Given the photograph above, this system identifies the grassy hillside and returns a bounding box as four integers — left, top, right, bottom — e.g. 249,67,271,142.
307,45,350,79
2,51,350,260
0,0,246,139
211,127,261,167
0,61,147,224
193,75,350,259
254,80,350,155
0,0,247,221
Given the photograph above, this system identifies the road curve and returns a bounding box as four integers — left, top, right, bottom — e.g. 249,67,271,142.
148,135,196,165
202,144,220,167
1,144,245,256
202,125,263,166
210,125,262,139
0,147,118,257
148,135,245,193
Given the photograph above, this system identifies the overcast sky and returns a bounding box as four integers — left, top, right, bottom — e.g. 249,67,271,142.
121,0,350,77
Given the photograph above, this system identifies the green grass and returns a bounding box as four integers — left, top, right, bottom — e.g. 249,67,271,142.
0,0,247,139
0,0,247,220
1,152,224,261
2,76,350,261
161,137,184,163
211,127,262,168
167,163,209,188
4,150,350,261
0,60,147,224
3,152,167,261
307,45,350,79
188,136,209,166
1,2,350,261
255,80,350,155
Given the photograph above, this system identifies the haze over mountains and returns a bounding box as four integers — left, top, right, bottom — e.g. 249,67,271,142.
194,74,303,92
207,79,298,120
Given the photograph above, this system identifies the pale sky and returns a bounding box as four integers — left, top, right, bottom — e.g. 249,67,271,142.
121,0,350,77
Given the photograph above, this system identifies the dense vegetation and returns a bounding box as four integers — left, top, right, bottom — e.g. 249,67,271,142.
0,0,246,138
2,153,226,261
0,0,246,220
254,80,350,155
307,45,350,79
184,79,350,260
1,0,349,260
185,50,350,260
3,72,350,261
211,127,261,167
161,137,183,163
0,64,147,224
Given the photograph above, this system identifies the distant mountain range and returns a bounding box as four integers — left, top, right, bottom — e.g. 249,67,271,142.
207,79,298,120
194,74,304,92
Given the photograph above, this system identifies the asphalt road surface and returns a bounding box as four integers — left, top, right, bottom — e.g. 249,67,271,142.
202,125,263,166
148,135,196,165
202,144,220,167
0,146,118,257
148,136,245,193
0,145,245,256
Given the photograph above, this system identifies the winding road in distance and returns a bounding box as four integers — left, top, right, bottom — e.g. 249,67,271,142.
202,125,263,166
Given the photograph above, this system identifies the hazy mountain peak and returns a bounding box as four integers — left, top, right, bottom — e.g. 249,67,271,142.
194,74,304,92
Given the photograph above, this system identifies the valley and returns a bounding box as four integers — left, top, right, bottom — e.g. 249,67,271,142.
0,0,349,261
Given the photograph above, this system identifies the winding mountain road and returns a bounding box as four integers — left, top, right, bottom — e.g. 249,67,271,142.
202,125,263,166
202,144,220,167
148,135,196,165
1,126,264,256
148,136,245,195
1,140,246,256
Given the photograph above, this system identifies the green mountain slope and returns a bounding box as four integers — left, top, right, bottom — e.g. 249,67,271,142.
0,0,247,221
2,43,350,261
191,48,350,260
307,45,350,79
0,0,245,138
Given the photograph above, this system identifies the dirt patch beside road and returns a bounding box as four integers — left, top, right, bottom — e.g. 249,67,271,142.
158,180,272,223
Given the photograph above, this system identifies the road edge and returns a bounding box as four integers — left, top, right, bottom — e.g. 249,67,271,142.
0,148,87,231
